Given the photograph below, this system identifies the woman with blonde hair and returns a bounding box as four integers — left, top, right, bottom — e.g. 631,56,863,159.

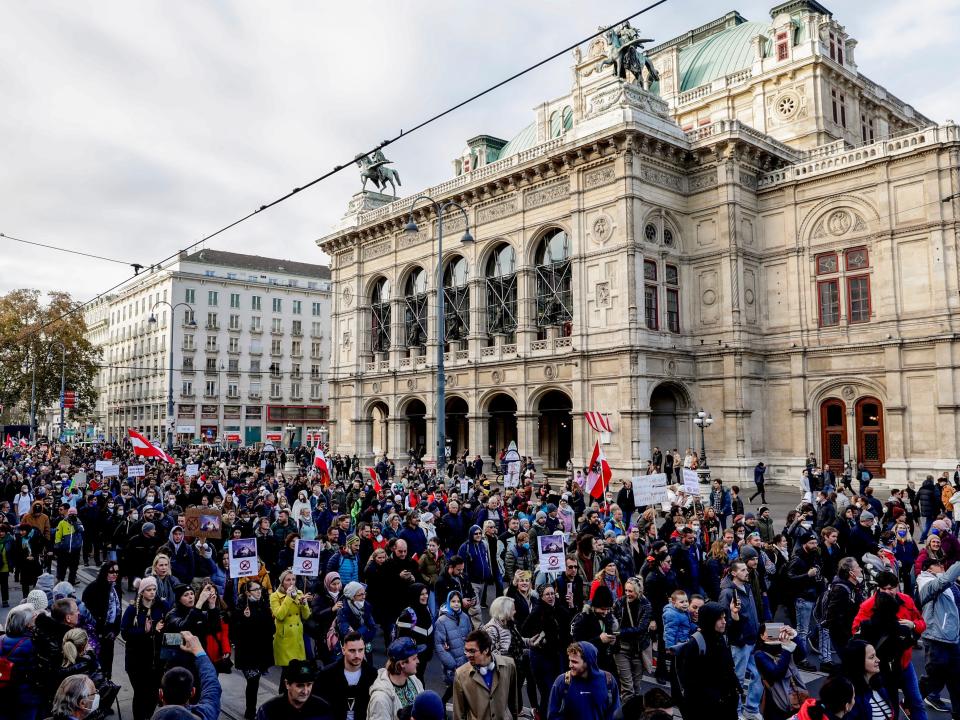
150,553,179,609
58,628,106,690
270,569,312,666
505,569,538,629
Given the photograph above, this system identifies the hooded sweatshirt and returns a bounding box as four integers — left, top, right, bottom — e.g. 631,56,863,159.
546,641,620,720
458,524,493,582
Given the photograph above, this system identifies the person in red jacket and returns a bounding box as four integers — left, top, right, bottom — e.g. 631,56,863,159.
851,570,926,720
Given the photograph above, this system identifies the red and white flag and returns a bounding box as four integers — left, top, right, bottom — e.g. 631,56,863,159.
585,438,612,499
584,412,612,434
314,447,330,483
128,428,175,463
3,434,12,448
366,467,381,492
18,437,28,448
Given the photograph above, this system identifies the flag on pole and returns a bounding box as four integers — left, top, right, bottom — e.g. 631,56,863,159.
585,438,612,499
128,428,175,463
584,412,613,433
18,437,27,448
3,435,12,448
366,467,381,492
314,447,330,484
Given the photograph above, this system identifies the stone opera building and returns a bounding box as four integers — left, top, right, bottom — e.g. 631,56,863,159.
317,0,960,486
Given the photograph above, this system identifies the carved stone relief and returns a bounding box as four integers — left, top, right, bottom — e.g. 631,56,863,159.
525,179,568,209
583,163,616,189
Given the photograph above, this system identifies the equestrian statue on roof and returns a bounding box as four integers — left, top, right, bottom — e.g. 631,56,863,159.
355,148,402,196
599,21,660,91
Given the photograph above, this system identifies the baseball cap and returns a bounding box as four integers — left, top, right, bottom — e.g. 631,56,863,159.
388,636,427,661
282,659,316,684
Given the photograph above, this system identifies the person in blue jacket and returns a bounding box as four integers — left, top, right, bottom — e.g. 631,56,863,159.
154,630,222,720
335,581,378,651
458,525,494,603
434,590,472,704
546,641,620,720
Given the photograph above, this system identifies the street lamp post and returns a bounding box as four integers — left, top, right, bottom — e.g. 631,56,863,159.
149,301,196,452
693,408,714,469
404,195,473,472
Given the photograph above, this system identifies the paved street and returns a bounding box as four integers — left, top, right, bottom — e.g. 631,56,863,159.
0,484,949,719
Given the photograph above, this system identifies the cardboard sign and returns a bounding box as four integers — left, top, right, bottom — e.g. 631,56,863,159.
185,507,222,539
185,464,200,477
633,473,669,506
71,471,87,489
101,464,120,478
683,468,701,495
228,538,259,577
127,465,146,478
293,539,321,576
95,460,110,472
537,533,566,574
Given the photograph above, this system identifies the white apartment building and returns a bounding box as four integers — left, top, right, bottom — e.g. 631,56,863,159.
84,249,331,447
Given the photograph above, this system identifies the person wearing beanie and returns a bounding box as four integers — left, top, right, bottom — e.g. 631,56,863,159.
327,533,361,585
336,581,378,651
121,573,167,719
846,509,880,561
25,587,48,613
676,601,742,720
411,690,445,720
571,583,618,673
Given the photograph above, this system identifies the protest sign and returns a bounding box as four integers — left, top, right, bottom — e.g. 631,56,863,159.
71,471,87,489
632,473,668,506
185,507,222,539
127,465,145,478
683,468,701,495
228,538,258,578
537,534,566,574
101,464,120,478
95,460,110,472
185,463,200,477
459,478,470,495
293,539,322,576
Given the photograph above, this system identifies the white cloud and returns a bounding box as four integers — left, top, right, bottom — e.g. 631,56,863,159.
1,0,956,304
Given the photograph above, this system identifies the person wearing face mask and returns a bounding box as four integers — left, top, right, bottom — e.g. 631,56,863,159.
13,484,35,519
846,510,881,562
892,523,919,595
434,590,473,704
47,674,102,720
821,557,865,669
336,581,377,653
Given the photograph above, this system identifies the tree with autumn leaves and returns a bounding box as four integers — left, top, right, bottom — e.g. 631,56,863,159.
0,289,102,429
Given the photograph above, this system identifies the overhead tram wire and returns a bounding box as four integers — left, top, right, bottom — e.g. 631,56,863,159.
8,0,670,346
1,232,145,274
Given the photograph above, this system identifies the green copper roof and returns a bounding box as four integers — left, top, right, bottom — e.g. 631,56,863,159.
496,122,537,160
677,21,768,91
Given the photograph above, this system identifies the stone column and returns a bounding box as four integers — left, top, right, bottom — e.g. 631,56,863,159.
467,278,486,359
516,267,536,353
388,416,409,461
353,417,374,466
469,413,492,473
516,412,542,470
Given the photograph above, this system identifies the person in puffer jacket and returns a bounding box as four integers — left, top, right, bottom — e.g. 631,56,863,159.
434,590,472,703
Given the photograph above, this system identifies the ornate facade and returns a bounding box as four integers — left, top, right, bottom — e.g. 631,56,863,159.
317,0,960,485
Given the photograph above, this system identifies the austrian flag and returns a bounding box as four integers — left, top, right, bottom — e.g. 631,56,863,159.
128,428,175,463
314,446,330,478
585,438,613,499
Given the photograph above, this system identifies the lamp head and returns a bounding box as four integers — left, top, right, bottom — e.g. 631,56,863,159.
697,409,706,419
461,229,474,244
404,218,419,235
148,314,157,324
188,318,197,327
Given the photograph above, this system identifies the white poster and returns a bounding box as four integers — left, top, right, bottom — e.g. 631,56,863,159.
127,465,146,478
504,461,521,488
95,460,110,472
633,473,669,506
71,471,87,488
459,478,470,495
683,468,701,495
185,463,200,477
101,464,120,478
228,538,259,578
293,539,321,577
537,534,566,574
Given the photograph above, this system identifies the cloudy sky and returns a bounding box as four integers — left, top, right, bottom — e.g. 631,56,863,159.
2,0,957,303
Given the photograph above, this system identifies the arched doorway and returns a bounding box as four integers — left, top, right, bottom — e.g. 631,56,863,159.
650,384,682,457
446,396,469,460
370,402,389,457
487,394,517,459
855,397,885,477
538,390,572,470
404,399,427,458
820,398,847,469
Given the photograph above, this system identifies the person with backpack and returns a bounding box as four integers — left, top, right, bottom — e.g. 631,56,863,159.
546,641,620,720
676,601,742,720
914,556,960,713
819,557,865,670
787,531,825,669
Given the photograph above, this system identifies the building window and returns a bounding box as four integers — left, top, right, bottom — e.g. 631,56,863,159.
818,280,840,326
228,358,239,371
229,337,239,353
292,300,301,315
229,314,240,330
665,264,680,333
311,364,320,379
206,357,217,372
205,380,216,396
206,312,218,330
370,277,390,353
271,318,283,333
816,252,839,275
183,309,195,325
252,295,261,310
828,32,836,60
272,298,282,313
776,31,789,61
230,293,240,308
183,357,194,371
311,383,321,399
227,382,238,397
183,334,194,350
270,362,282,378
271,338,282,355
185,289,195,304
311,321,322,337
270,382,282,398
291,340,301,356
848,276,871,322
208,291,218,306
404,268,428,348
443,255,470,344
182,380,193,396
535,229,572,336
291,383,301,398
311,341,322,358
831,89,838,124
845,247,869,271
486,243,517,340
312,302,321,316
246,404,262,417
205,336,217,351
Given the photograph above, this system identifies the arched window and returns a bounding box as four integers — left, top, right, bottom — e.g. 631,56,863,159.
404,267,428,348
485,243,517,340
535,228,572,335
371,278,391,353
443,256,469,343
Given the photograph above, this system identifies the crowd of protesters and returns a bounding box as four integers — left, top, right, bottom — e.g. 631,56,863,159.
1,438,960,720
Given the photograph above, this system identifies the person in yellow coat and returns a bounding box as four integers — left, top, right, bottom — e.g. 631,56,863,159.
270,569,312,667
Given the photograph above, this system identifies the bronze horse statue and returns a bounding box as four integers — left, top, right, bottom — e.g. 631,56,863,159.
599,24,660,90
355,149,402,196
